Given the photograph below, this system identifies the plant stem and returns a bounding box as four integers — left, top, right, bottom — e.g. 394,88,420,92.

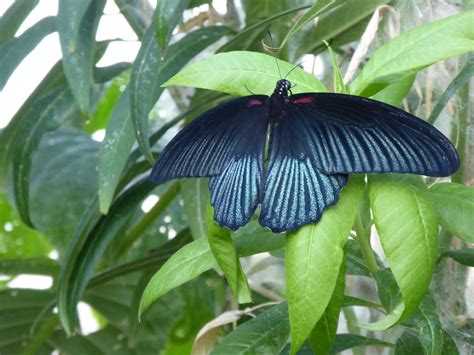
452,81,470,184
343,308,363,355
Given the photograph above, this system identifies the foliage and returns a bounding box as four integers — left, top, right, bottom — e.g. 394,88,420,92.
0,0,473,354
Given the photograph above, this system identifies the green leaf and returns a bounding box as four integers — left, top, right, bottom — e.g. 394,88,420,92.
0,0,39,43
180,178,209,240
0,17,55,90
330,334,394,353
343,295,382,309
440,248,474,267
407,295,443,355
428,55,474,124
206,205,252,304
430,182,474,243
309,253,346,354
12,89,76,227
280,0,341,49
212,303,290,354
164,51,326,96
441,330,459,355
139,238,217,316
327,42,347,94
394,331,425,355
0,258,59,277
57,0,105,114
285,176,363,354
363,175,438,330
84,80,122,133
98,91,134,214
154,0,190,55
295,0,390,59
234,221,285,257
130,26,233,164
58,178,155,334
351,11,474,96
370,74,416,106
0,193,51,259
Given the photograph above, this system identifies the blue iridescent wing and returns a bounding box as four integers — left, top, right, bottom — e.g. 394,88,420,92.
289,93,460,176
208,101,269,230
150,96,268,182
260,113,348,233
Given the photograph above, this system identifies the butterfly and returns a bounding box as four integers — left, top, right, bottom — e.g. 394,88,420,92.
150,79,460,233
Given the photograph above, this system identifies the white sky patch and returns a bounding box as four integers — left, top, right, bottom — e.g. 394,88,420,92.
141,194,159,213
78,302,101,335
212,0,227,14
91,129,106,142
301,54,324,78
8,275,53,289
48,249,59,260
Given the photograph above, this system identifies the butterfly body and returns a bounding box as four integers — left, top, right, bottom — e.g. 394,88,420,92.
151,80,459,233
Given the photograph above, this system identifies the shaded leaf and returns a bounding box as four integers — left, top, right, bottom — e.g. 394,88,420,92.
330,334,394,353
180,178,209,240
440,248,474,267
57,0,105,114
0,0,39,43
154,0,190,55
285,176,363,353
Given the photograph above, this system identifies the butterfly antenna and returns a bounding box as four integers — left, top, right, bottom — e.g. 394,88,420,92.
284,61,304,79
265,30,282,79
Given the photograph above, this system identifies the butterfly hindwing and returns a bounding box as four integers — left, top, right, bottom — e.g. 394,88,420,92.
289,93,460,176
150,96,268,182
260,113,348,233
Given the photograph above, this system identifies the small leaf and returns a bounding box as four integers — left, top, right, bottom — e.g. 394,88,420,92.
351,11,474,96
206,204,252,304
309,254,346,354
154,0,190,55
430,182,474,243
343,295,382,309
139,238,217,316
180,178,209,240
164,51,326,96
285,176,363,353
327,42,347,94
0,17,55,90
394,331,425,355
234,221,285,257
0,0,39,43
440,248,474,267
212,303,289,354
57,0,105,114
362,175,438,330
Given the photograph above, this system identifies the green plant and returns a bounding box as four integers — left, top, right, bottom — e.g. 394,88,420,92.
0,1,473,354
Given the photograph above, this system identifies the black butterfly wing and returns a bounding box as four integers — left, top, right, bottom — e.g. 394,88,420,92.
150,96,268,182
288,93,460,176
259,112,348,233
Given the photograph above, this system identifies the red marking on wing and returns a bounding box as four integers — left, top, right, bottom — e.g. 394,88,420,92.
294,97,315,104
248,99,263,106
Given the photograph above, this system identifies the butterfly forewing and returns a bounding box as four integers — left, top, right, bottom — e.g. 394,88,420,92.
150,96,268,182
259,111,348,233
289,93,460,176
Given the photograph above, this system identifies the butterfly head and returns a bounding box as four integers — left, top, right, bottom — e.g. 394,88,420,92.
275,79,292,97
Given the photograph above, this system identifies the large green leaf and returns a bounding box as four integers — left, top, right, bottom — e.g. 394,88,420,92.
12,88,77,227
309,253,346,354
430,182,474,243
154,0,190,55
0,17,55,90
139,237,217,315
212,303,290,354
363,175,438,330
29,130,99,251
285,176,363,354
57,0,105,114
206,205,252,304
0,0,39,43
351,11,474,96
164,51,326,96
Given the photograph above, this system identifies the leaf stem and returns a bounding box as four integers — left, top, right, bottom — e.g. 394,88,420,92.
452,80,470,184
353,212,379,278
